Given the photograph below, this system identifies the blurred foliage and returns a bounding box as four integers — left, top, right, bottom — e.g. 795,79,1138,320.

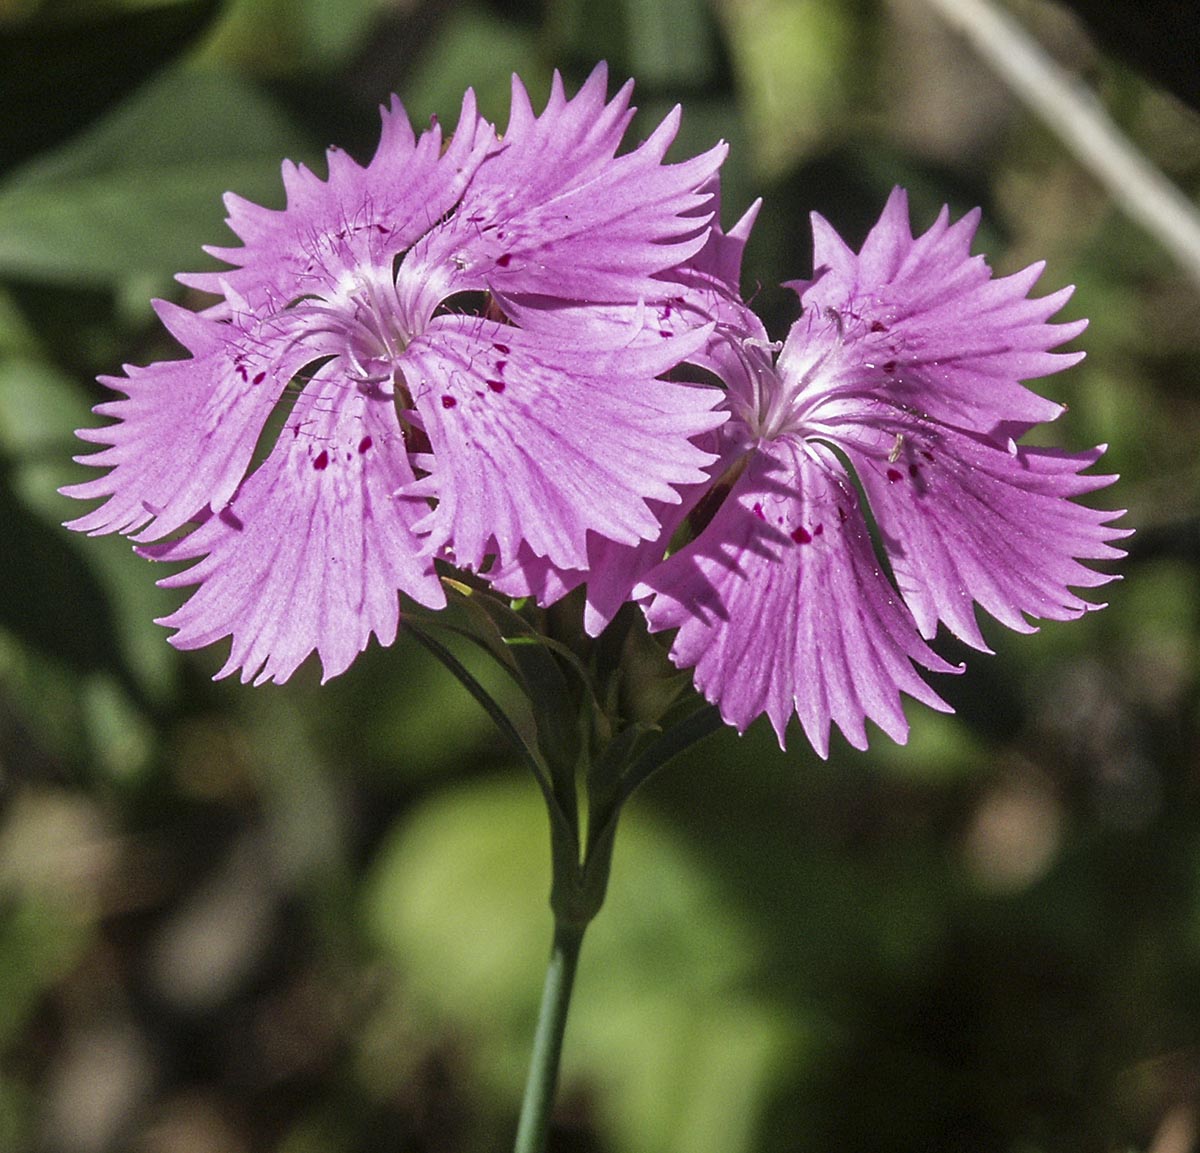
0,0,1197,1151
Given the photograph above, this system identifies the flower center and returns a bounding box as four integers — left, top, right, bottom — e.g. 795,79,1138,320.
332,267,414,386
289,266,414,392
736,308,860,442
731,336,835,443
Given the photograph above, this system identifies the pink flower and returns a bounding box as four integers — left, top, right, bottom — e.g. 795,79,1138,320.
639,188,1128,756
64,67,727,685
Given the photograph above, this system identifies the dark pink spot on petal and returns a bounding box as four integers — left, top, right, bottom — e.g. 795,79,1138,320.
358,436,373,454
493,343,510,355
791,526,812,545
495,360,507,373
870,320,888,333
252,371,266,385
441,395,457,409
922,449,935,462
882,361,896,374
814,523,824,536
486,379,505,393
886,467,902,483
313,450,329,471
496,253,512,267
752,502,765,520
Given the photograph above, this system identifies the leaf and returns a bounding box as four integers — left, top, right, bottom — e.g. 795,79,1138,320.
0,66,316,286
0,0,224,176
721,0,855,177
201,0,387,74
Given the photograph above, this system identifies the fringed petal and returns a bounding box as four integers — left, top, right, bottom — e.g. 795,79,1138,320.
404,64,727,308
180,90,494,312
63,303,310,541
489,438,732,636
402,314,726,572
789,187,1083,435
838,420,1129,650
143,363,443,685
641,439,959,755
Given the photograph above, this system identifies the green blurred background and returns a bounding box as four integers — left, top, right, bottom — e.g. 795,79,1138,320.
0,0,1196,1150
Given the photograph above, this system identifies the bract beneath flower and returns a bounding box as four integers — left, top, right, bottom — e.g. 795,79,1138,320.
63,65,729,684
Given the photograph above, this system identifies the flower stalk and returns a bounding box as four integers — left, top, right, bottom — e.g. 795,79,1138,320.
513,919,587,1153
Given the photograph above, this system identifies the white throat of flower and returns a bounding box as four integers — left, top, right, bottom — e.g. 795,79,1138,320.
733,308,848,443
291,265,414,392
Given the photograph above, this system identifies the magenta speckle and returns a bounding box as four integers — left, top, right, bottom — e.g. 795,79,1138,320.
791,526,812,545
495,360,507,373
752,502,765,521
882,360,896,374
494,342,510,355
886,467,902,483
870,320,888,333
252,370,266,385
487,379,506,393
313,450,329,471
814,523,824,537
922,449,935,463
358,436,373,454
496,253,512,267
441,395,457,409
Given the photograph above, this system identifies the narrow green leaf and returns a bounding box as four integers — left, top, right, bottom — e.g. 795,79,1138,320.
403,622,553,805
616,704,724,807
442,585,584,785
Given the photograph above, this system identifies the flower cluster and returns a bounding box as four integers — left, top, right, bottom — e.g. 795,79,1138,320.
67,66,1126,755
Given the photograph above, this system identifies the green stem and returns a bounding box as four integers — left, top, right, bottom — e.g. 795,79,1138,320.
513,919,587,1153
